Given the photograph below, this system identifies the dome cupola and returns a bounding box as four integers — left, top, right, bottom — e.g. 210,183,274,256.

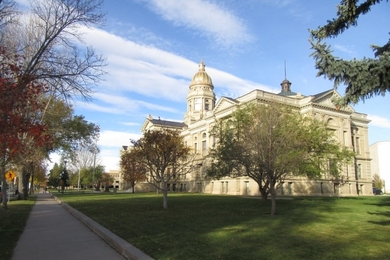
190,61,213,89
184,60,216,124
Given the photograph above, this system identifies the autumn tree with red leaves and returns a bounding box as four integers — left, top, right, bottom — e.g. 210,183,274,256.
0,47,49,209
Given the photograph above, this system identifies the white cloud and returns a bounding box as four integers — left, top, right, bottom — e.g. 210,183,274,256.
76,93,181,115
99,130,142,148
368,115,390,128
143,0,254,49
97,130,143,171
334,44,356,56
77,26,273,112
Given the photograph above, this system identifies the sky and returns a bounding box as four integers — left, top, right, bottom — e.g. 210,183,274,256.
17,0,390,171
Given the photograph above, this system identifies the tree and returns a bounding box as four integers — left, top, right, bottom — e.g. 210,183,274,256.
100,173,114,192
310,0,389,105
13,97,99,199
1,0,106,101
47,163,61,189
120,148,147,193
0,0,18,30
0,0,105,206
207,103,354,215
131,129,196,209
59,162,69,193
67,144,101,190
0,48,49,208
372,173,384,189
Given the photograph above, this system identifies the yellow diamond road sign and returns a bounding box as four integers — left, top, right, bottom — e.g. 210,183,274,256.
5,171,16,181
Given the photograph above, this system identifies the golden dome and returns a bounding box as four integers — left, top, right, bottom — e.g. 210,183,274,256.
190,61,213,87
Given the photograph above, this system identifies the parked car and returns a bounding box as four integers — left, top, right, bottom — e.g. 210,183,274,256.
373,187,383,195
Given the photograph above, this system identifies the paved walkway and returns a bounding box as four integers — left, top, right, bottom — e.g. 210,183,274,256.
12,193,152,260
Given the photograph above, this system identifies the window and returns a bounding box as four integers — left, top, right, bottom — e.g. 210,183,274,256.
202,140,207,151
194,98,201,111
221,182,228,194
205,99,211,110
357,164,362,178
288,182,293,195
355,137,360,154
194,143,197,151
343,131,348,146
198,182,202,192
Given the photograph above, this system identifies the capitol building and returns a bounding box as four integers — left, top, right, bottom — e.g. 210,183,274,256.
130,61,372,196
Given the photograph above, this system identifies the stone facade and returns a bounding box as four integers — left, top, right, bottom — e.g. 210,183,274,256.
370,141,390,193
136,61,372,196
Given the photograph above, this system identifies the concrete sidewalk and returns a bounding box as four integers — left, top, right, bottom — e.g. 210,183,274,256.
12,193,153,260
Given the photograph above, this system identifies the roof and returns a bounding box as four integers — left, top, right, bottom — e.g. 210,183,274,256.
149,119,186,128
312,89,333,100
278,90,297,96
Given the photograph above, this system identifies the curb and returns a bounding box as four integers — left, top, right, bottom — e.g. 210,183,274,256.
52,194,154,260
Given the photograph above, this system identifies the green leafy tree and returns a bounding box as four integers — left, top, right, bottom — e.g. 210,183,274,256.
131,129,196,209
310,0,389,105
120,148,147,193
207,103,354,215
47,163,61,189
78,165,104,191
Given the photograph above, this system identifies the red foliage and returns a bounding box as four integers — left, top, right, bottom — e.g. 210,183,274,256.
0,46,51,160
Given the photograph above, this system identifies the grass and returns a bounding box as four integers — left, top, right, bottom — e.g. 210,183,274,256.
0,196,36,260
55,193,390,260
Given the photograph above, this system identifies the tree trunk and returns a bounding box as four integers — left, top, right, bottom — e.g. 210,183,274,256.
162,182,168,210
17,173,24,200
131,181,135,193
270,182,277,216
256,179,268,200
1,163,8,209
29,172,34,195
260,187,268,200
22,166,30,199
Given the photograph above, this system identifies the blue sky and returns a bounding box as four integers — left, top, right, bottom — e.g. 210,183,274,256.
18,0,390,171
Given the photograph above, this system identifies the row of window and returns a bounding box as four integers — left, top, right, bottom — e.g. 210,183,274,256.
189,98,212,111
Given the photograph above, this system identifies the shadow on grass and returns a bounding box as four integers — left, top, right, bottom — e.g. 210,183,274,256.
57,193,390,260
366,196,390,226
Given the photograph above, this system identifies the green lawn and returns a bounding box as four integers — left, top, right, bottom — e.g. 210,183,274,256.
0,197,36,260
55,193,390,260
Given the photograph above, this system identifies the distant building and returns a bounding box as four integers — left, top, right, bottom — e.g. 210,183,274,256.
137,61,372,196
370,141,390,193
107,170,120,189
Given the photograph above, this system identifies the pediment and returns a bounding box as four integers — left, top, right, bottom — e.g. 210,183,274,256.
214,97,238,113
312,90,354,113
141,119,153,132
